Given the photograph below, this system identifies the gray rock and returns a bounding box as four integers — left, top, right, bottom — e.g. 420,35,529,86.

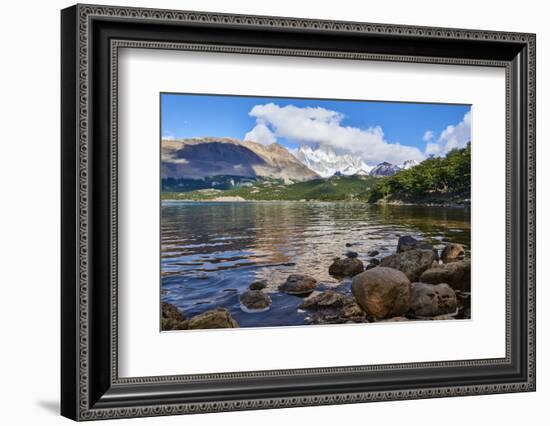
187,308,239,329
300,290,366,324
351,267,411,319
397,235,418,253
162,301,185,322
299,290,347,309
410,283,458,317
329,257,364,277
379,249,437,281
419,260,471,291
249,279,268,290
345,251,359,259
161,302,188,330
279,274,318,296
240,290,272,311
396,236,437,259
367,250,380,257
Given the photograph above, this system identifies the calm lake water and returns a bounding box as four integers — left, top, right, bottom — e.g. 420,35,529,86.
161,201,470,328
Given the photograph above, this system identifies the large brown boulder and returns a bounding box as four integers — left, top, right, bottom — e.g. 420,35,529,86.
351,267,411,319
440,243,466,263
279,274,318,295
187,308,239,329
379,249,436,282
410,283,458,317
240,290,272,312
329,257,364,277
419,260,471,291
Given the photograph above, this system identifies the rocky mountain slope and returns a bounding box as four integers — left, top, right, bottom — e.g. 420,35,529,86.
162,137,319,183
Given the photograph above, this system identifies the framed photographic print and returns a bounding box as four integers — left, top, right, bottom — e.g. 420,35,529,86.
61,4,536,421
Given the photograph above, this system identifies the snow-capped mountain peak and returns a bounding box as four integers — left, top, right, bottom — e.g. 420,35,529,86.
369,159,420,176
293,145,372,178
401,159,419,170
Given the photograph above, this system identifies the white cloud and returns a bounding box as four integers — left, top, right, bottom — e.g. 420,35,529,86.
162,134,175,141
424,111,471,156
244,103,424,166
244,122,277,145
423,130,434,142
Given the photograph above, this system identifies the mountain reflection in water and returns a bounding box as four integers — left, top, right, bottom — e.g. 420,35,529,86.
161,201,470,328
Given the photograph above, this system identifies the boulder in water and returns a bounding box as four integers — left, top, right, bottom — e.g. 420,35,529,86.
329,257,364,277
279,274,318,296
240,290,272,312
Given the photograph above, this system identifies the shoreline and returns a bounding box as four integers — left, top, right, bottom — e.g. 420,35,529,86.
161,197,471,208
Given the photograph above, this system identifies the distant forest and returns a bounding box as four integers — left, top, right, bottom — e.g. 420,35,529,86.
369,143,471,203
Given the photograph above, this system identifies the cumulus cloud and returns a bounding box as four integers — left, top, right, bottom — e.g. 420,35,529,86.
424,111,471,157
244,122,277,145
244,103,424,166
423,130,434,142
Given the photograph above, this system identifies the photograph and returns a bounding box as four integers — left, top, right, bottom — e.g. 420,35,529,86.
160,93,472,330
56,3,536,421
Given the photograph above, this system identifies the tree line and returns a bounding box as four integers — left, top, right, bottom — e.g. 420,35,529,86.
369,143,471,202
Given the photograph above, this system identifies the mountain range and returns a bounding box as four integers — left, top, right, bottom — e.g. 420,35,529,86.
161,137,418,185
292,145,372,178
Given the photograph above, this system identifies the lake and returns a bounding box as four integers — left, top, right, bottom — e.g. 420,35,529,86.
161,201,470,328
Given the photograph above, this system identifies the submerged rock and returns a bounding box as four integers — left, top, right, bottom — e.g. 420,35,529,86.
345,251,359,259
379,249,436,281
249,279,268,290
187,308,239,329
240,290,272,312
419,260,471,291
351,267,411,319
440,243,466,263
329,257,364,277
409,283,458,317
279,274,318,296
367,250,380,257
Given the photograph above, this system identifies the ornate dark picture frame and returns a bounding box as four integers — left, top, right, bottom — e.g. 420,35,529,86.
61,4,536,421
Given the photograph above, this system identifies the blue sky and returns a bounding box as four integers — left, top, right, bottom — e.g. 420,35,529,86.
161,93,471,166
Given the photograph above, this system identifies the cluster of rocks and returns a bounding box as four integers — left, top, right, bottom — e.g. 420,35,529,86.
161,302,239,330
239,279,272,312
287,235,470,325
162,234,470,330
350,236,470,322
